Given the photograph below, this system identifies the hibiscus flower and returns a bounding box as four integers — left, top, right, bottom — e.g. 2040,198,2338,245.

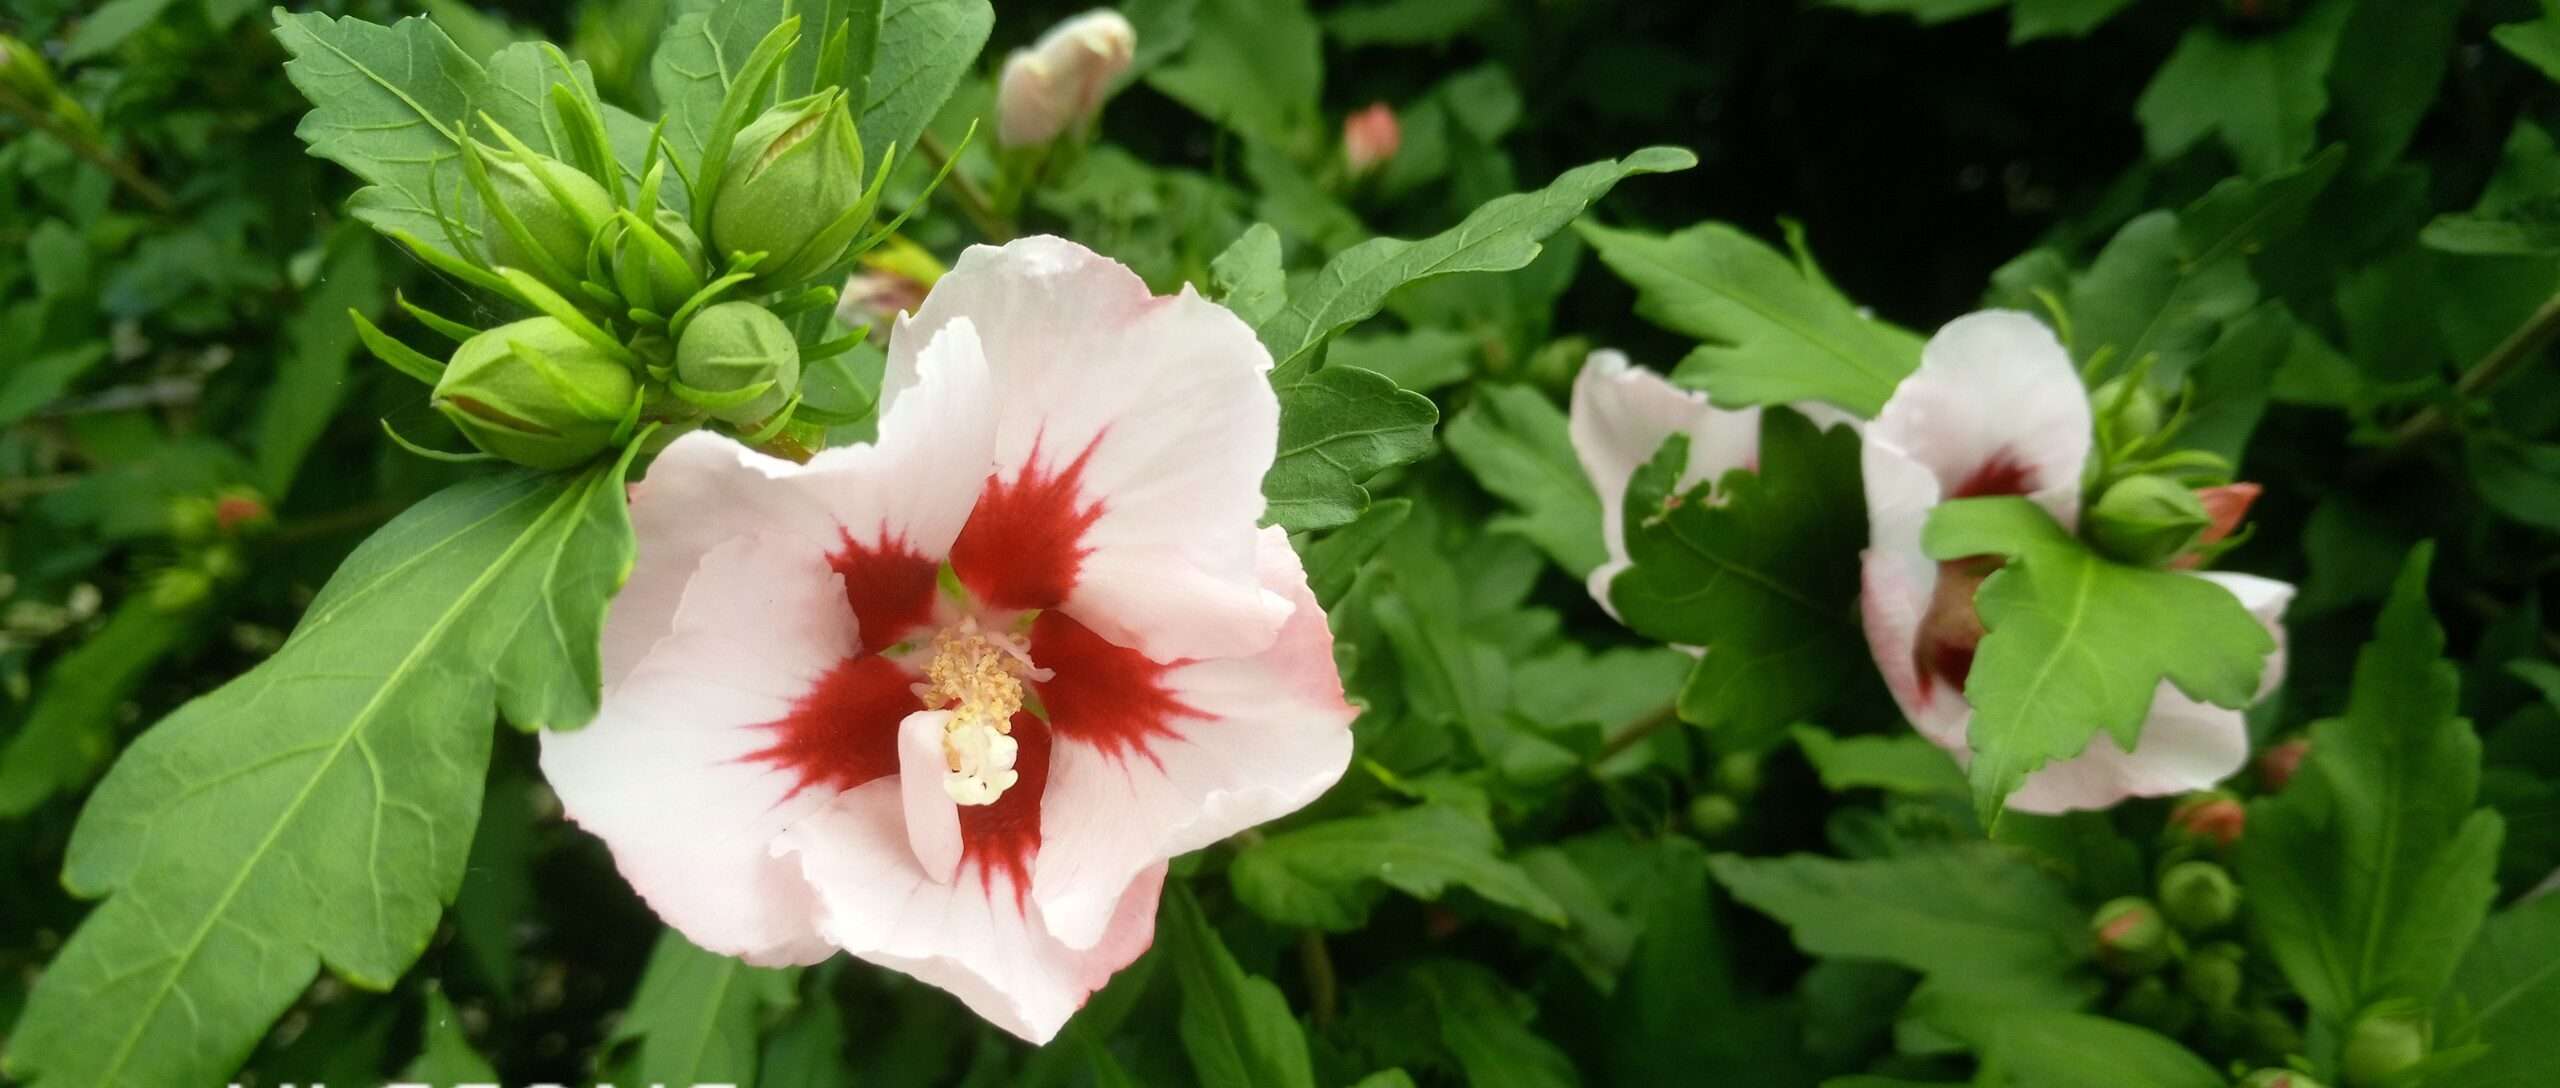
1859,311,2294,812
540,236,1357,1043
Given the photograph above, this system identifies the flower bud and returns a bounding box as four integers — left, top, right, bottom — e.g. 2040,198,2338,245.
2192,481,2260,549
213,488,272,536
2091,897,2172,975
168,496,218,543
2240,1072,2326,1088
2259,736,2310,792
150,568,213,613
1343,103,1401,177
475,146,614,296
2341,1004,2429,1087
2087,474,2213,566
712,90,869,287
675,302,801,424
1687,794,1741,838
996,10,1136,149
1713,751,1762,798
2159,860,2243,933
434,317,637,470
609,206,708,317
2092,375,2166,445
2168,791,2246,852
2181,941,2246,1010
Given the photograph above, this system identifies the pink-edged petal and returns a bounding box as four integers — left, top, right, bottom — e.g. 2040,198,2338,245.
539,534,856,965
887,236,1288,662
604,323,997,684
2005,688,2252,813
900,710,966,885
1028,526,1356,949
1567,350,1761,616
775,782,1166,1044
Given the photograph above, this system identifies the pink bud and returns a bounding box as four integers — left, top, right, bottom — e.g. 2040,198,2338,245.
2168,792,2246,851
2258,736,2309,792
1343,103,1401,176
2168,482,2259,570
995,10,1136,149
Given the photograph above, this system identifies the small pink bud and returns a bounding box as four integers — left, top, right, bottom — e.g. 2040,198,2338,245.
2169,792,2246,851
213,492,270,535
1343,103,1401,177
995,10,1136,149
2169,482,2261,569
2258,736,2310,792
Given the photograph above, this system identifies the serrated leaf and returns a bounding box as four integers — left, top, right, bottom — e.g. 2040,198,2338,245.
1444,383,1607,576
2449,893,2560,1088
2239,543,2504,1035
1,463,637,1088
1230,802,1566,931
1910,999,2222,1088
1708,846,2092,998
1210,223,1287,328
607,930,798,1087
1610,411,1873,747
274,11,490,259
400,989,498,1084
1264,365,1438,533
2134,0,2354,177
1580,220,1920,417
857,0,993,164
1922,496,2274,823
651,0,792,184
1164,885,1316,1088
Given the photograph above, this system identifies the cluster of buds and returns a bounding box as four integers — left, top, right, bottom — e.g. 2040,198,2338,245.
2079,369,2259,568
1685,750,1764,839
353,20,926,471
154,487,271,611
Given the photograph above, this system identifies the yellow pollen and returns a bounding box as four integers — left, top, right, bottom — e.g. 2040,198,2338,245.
914,620,1035,805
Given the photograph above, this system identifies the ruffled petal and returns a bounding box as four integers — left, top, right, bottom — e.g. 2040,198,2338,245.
776,782,1166,1044
887,236,1288,662
1567,350,1762,616
1863,310,2091,541
539,534,856,965
1028,527,1356,949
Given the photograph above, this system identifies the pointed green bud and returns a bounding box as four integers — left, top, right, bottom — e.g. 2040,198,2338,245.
609,207,708,316
2180,941,2246,1010
2091,896,2172,976
2342,1003,2430,1087
712,90,869,287
2093,375,2166,445
2159,860,2242,933
475,146,614,296
2240,1072,2325,1088
2087,474,2212,566
676,302,801,424
434,317,637,470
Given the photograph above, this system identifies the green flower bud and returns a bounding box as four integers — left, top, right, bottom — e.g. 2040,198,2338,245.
712,89,870,287
2180,941,2246,1010
2108,976,2196,1037
475,146,614,296
2342,1003,2430,1087
609,206,708,317
1687,794,1741,838
675,302,802,424
150,568,213,613
434,318,637,470
2158,860,2243,933
2240,1072,2326,1088
2092,896,2173,976
2087,474,2213,566
1713,751,1762,798
2093,375,2165,445
199,544,245,584
168,496,218,543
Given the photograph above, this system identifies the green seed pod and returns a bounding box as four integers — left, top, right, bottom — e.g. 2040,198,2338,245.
2093,375,2166,445
475,146,614,297
2341,1003,2430,1087
609,206,708,317
434,317,637,470
676,301,802,424
2180,941,2246,1010
2159,860,2243,933
2091,896,2173,976
711,89,870,287
2087,474,2213,567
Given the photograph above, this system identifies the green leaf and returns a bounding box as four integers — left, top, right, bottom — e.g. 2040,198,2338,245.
1580,221,1920,417
1792,726,1966,796
1210,223,1287,329
2007,0,2138,42
1324,0,1497,46
857,0,994,164
1604,839,1797,1084
1922,497,2275,823
2449,893,2560,1088
1444,384,1607,576
2467,432,2560,533
2239,544,2505,1035
1305,497,1411,610
2133,0,2355,177
1163,885,1316,1088
1912,999,2222,1088
1707,846,2092,998
651,0,792,187
61,0,180,63
1394,961,1579,1088
1,462,638,1088
252,226,385,495
758,981,853,1088
1327,327,1476,394
2493,0,2560,85
1147,0,1322,147
399,988,499,1083
0,596,203,817
1259,148,1695,375
1263,365,1438,533
2329,0,2461,174
1230,802,1567,931
609,930,798,1086
1610,411,1873,748
274,11,490,261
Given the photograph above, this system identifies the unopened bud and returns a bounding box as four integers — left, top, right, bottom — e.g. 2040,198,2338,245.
995,10,1136,148
712,90,870,287
2341,1003,2429,1087
2258,736,2310,792
2168,791,2246,852
434,318,637,470
213,488,271,536
2091,897,2172,975
2240,1072,2326,1088
2159,860,2242,932
1713,751,1762,798
2181,941,2246,1009
1343,103,1401,177
473,146,612,297
675,302,801,424
168,496,218,543
2087,474,2213,566
1687,794,1741,838
609,206,708,317
150,568,213,613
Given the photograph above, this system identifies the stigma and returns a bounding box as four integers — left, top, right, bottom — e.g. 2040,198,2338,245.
915,618,1040,805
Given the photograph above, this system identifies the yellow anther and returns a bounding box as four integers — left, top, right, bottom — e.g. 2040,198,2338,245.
914,619,1034,805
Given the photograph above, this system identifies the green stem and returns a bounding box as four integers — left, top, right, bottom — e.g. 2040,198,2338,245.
0,87,175,213
1594,703,1680,764
2387,286,2560,451
1298,930,1338,1027
916,131,1012,242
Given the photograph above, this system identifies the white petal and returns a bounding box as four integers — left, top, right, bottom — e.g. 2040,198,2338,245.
1030,527,1356,949
1864,310,2091,535
887,236,1288,662
540,534,856,965
776,783,1166,1043
1567,350,1760,617
899,709,965,885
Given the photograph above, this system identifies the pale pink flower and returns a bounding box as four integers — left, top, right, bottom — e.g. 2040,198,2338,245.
996,11,1136,149
541,237,1356,1043
1343,103,1401,177
1859,311,2293,813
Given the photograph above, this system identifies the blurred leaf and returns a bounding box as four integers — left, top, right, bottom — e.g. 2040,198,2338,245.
0,345,110,428
1444,383,1606,576
1323,0,1495,46
1263,365,1437,533
2134,0,2354,177
1148,0,1322,147
0,596,202,817
2494,0,2560,85
2241,544,2504,1035
2448,892,2560,1088
1604,839,1798,1084
450,767,536,994
1709,846,2092,998
1328,327,1475,394
1913,999,2221,1088
251,226,385,495
1163,885,1316,1088
2467,432,2560,533
1397,960,1579,1088
1581,220,1920,416
2,462,637,1088
1924,497,2273,823
1230,801,1566,931
1304,497,1410,609
62,0,179,63
1793,726,1965,796
400,988,498,1083
609,930,799,1086
857,0,993,165
2330,0,2460,175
